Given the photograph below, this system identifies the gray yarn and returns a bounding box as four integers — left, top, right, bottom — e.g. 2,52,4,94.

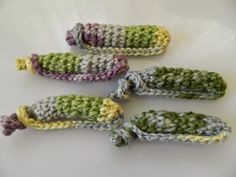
29,95,124,131
70,23,87,48
30,96,59,121
110,110,231,147
109,66,227,100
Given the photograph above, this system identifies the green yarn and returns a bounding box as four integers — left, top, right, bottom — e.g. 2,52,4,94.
125,26,157,48
110,109,231,147
130,110,207,135
38,53,80,73
146,67,227,99
109,66,227,100
56,95,103,120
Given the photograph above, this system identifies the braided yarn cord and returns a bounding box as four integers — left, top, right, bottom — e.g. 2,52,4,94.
0,95,123,135
66,23,170,56
109,66,227,100
16,53,129,82
110,110,231,147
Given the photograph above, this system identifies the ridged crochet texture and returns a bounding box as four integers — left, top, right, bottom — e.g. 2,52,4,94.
109,66,227,100
0,99,231,147
66,23,170,56
111,110,231,147
16,53,129,82
0,95,123,136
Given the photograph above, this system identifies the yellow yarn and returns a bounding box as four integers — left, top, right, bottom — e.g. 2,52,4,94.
97,98,123,122
12,106,230,145
16,100,123,130
156,26,170,48
16,57,35,73
16,106,77,130
177,131,229,143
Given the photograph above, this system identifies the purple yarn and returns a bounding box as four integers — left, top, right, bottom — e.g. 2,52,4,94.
84,23,99,46
0,113,26,136
65,30,76,46
83,23,91,44
97,36,105,47
30,55,129,82
65,23,106,47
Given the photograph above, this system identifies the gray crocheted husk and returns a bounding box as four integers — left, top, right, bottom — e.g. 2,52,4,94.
109,66,226,100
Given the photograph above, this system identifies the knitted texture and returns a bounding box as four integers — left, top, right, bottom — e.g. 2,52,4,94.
109,66,227,100
0,95,123,136
66,23,170,56
110,110,231,147
16,53,129,82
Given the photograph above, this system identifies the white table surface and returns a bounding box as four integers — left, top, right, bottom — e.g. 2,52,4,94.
0,0,236,177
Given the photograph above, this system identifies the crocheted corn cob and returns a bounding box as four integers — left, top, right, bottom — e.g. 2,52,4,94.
66,23,170,56
0,96,231,147
111,110,231,147
16,53,129,82
109,66,227,100
0,95,123,136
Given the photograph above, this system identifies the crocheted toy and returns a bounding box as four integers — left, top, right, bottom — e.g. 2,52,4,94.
16,53,129,82
66,23,170,56
0,96,231,147
0,95,123,136
109,66,227,100
111,110,231,147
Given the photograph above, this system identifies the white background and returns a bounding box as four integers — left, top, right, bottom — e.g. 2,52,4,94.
0,0,236,177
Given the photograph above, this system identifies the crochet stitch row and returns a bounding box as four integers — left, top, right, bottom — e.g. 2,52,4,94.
110,66,226,100
66,23,170,56
0,95,123,136
16,53,129,82
111,110,231,147
0,96,231,146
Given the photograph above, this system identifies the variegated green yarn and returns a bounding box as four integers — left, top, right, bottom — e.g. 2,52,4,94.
66,23,170,56
37,53,127,74
16,53,128,82
110,110,231,147
0,96,231,147
110,66,227,100
130,111,207,135
31,95,104,121
0,95,124,135
29,95,123,126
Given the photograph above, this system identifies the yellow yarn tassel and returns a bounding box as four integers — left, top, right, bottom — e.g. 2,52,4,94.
16,57,35,73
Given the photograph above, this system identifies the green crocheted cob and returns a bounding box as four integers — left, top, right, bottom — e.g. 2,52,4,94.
0,95,124,136
110,66,227,100
66,23,170,56
111,110,231,147
16,53,128,82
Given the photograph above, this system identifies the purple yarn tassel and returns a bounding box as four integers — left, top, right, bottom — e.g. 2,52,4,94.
0,113,26,136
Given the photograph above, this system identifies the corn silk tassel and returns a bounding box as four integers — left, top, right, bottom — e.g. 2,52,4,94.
111,110,231,147
0,95,123,136
109,66,227,100
66,23,170,56
16,53,129,82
